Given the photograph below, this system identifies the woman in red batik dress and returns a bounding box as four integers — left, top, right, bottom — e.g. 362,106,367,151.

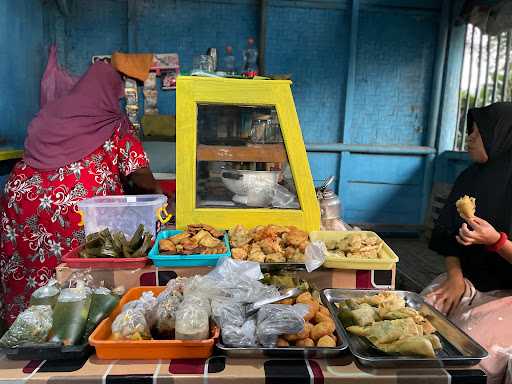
0,62,161,326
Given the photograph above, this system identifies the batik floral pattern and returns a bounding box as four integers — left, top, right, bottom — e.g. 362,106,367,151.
0,128,148,325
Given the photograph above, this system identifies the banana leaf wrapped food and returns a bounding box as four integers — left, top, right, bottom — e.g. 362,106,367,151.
0,305,53,348
79,224,152,258
49,282,92,346
82,287,121,341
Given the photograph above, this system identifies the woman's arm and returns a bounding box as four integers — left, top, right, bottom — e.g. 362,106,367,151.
457,217,512,263
126,167,163,194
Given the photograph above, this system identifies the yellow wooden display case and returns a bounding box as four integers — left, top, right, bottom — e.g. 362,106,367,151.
176,76,320,231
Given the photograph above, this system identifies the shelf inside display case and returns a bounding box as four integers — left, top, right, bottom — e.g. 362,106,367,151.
196,144,287,163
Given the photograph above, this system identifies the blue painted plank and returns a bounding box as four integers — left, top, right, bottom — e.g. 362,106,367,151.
265,4,350,144
346,154,424,185
0,0,44,147
307,152,340,187
351,10,438,146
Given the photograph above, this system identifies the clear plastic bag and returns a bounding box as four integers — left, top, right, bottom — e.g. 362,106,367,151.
155,292,183,339
30,279,60,308
304,241,327,272
49,282,92,346
221,316,258,347
111,308,151,340
272,184,300,209
0,305,53,348
211,298,246,328
122,291,158,327
175,303,210,340
256,304,308,347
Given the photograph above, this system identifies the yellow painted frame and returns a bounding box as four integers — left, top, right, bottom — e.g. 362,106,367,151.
176,76,320,231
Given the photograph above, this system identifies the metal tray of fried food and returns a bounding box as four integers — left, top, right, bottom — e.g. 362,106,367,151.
216,332,348,358
321,289,488,368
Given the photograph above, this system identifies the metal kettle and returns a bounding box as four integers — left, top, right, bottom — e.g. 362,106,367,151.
316,176,341,220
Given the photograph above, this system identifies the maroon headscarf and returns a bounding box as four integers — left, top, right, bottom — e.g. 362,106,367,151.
24,62,129,170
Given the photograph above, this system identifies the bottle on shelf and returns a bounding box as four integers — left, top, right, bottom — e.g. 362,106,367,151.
242,37,258,78
222,46,237,75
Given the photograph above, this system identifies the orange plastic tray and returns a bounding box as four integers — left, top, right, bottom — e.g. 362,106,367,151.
89,286,219,360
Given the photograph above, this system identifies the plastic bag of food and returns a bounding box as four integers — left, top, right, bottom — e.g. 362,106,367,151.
211,298,246,328
175,302,210,340
256,304,308,347
222,316,258,347
157,277,188,304
154,291,183,339
304,241,327,273
111,308,151,340
49,282,92,346
29,279,60,307
82,287,120,340
0,305,53,348
122,291,158,327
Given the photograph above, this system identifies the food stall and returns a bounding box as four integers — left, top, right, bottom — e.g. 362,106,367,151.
0,75,487,383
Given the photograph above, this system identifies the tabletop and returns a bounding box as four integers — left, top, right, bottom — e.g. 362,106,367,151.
0,353,486,384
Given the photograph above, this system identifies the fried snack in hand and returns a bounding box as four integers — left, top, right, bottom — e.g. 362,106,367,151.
456,195,476,219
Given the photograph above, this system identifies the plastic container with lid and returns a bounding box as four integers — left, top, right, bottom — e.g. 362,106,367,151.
77,194,168,239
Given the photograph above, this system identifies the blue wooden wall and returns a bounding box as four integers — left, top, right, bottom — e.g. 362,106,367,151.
34,0,462,227
0,0,44,147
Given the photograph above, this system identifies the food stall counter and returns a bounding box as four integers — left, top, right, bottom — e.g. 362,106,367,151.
0,353,486,383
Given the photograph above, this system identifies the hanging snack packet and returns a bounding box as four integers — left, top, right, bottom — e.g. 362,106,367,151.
0,305,53,348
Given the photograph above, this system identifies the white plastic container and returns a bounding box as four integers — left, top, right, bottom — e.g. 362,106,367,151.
77,194,167,239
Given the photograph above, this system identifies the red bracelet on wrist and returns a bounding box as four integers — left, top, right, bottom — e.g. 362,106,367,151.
486,232,508,252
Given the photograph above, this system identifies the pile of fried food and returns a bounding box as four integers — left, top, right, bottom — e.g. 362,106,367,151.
276,292,337,348
159,224,226,255
456,195,476,219
337,292,441,358
229,224,309,263
79,224,152,258
325,233,384,259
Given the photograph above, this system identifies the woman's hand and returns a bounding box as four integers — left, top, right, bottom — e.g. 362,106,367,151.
424,275,466,315
456,217,500,246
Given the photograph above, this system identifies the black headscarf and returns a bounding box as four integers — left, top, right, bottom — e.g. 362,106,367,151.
430,102,512,291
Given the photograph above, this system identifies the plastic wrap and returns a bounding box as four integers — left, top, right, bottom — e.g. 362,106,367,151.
304,241,327,272
111,308,151,340
211,298,246,328
49,283,92,346
29,279,60,307
272,184,300,209
0,305,53,348
256,304,308,347
175,303,210,340
155,291,183,339
221,316,258,347
122,291,158,327
83,287,120,340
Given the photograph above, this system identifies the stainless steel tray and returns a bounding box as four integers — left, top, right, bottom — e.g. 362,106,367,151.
321,289,488,368
216,312,349,358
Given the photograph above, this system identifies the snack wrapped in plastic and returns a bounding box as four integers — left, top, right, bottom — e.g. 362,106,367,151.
83,287,120,340
122,291,158,327
49,282,92,346
0,305,53,348
221,316,258,347
155,292,183,339
157,277,188,304
29,279,60,307
256,304,308,347
111,308,151,340
211,298,245,328
175,303,210,340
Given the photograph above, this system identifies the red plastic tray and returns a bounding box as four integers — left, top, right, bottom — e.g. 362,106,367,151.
62,245,149,269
